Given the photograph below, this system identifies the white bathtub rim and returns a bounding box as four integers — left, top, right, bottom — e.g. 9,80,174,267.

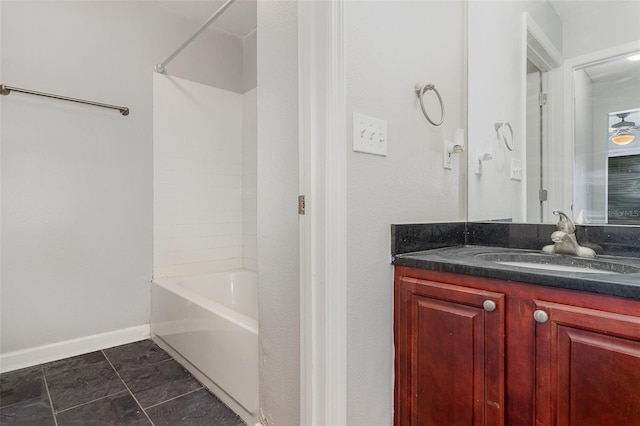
175,271,258,320
152,281,258,335
152,271,258,335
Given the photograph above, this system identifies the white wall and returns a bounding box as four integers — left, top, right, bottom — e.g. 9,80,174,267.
467,1,563,222
573,69,594,220
243,30,258,94
256,2,299,425
467,1,527,221
148,4,247,93
1,1,246,356
153,75,244,278
345,1,465,424
527,1,563,52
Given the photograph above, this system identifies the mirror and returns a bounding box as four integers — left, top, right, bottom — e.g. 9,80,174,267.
467,0,640,225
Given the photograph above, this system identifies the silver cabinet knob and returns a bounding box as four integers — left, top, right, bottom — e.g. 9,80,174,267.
533,310,549,323
483,300,497,312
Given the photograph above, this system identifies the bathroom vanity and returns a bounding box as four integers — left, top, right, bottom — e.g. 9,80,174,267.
392,224,640,426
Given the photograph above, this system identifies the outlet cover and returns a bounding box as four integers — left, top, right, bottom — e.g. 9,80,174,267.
443,142,452,170
353,113,387,156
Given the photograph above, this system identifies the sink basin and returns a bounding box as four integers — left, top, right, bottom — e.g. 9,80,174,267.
475,252,640,275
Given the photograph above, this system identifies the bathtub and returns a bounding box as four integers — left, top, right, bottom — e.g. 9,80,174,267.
151,270,258,424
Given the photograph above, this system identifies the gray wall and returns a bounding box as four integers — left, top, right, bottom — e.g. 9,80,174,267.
243,30,258,93
253,3,467,424
345,2,465,423
1,1,248,355
256,1,300,425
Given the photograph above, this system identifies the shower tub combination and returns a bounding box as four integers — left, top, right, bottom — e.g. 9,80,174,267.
151,270,258,425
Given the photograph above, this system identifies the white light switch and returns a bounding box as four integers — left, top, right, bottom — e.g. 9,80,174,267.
353,113,387,156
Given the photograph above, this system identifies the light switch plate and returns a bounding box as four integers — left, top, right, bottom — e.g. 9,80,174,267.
353,113,387,156
510,158,523,181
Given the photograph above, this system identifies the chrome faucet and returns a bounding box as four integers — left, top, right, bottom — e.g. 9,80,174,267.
542,210,596,258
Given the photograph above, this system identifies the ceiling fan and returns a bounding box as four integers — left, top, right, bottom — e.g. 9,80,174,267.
609,112,640,145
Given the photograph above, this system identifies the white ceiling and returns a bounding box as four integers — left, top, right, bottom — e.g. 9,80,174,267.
581,55,640,85
550,0,640,25
549,0,640,84
153,0,256,38
549,1,608,24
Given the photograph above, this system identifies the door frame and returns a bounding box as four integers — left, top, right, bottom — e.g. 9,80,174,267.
524,12,563,222
298,1,348,425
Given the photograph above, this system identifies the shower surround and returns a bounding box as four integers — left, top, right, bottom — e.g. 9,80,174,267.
152,74,258,424
153,74,257,277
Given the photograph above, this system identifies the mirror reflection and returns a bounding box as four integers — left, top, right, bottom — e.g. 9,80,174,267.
467,0,640,225
574,58,640,225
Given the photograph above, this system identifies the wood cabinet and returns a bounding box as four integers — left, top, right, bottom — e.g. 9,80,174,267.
394,266,640,426
395,276,505,425
533,300,640,425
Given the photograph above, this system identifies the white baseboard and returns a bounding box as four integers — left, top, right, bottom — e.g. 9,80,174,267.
0,324,150,373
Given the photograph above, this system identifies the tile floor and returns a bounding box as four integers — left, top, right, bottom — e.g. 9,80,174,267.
0,340,246,426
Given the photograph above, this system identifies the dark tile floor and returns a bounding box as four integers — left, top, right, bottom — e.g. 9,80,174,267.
0,340,246,426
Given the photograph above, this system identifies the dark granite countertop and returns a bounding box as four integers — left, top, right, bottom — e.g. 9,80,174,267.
393,245,640,300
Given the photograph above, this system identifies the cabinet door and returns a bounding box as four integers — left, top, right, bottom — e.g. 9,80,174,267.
396,276,505,426
534,300,640,426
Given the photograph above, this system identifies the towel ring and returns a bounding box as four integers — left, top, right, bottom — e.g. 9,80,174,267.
415,83,445,126
495,121,514,151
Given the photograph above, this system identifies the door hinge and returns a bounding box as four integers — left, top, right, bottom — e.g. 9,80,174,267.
539,93,548,106
298,195,306,215
539,189,548,202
